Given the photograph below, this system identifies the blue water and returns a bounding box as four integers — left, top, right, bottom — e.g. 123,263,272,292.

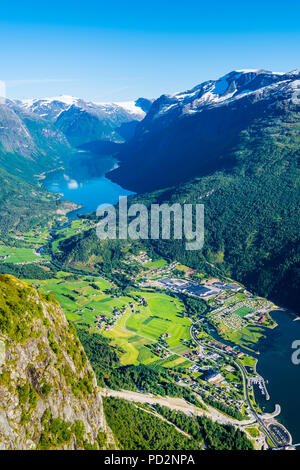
44,151,134,215
208,310,300,445
254,311,300,445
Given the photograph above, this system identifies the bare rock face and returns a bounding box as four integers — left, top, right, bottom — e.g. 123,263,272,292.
0,274,113,450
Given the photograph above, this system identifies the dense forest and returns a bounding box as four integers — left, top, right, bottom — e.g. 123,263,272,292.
130,111,300,311
0,262,57,279
103,398,201,450
153,405,253,450
103,398,253,450
0,166,64,235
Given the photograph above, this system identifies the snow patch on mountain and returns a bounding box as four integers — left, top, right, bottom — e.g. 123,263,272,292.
20,95,147,122
21,95,79,108
291,80,300,104
156,70,300,118
94,101,146,118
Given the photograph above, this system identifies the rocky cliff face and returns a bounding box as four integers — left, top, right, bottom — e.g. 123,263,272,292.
0,274,113,450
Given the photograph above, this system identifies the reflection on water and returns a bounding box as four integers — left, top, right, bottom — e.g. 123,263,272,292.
44,151,134,214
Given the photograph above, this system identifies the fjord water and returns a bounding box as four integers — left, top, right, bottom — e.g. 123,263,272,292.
255,311,300,444
44,150,134,214
45,152,300,444
208,310,300,444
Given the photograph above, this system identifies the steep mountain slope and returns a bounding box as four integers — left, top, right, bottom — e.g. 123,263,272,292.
132,108,299,311
0,98,75,233
0,274,111,450
57,71,300,311
0,99,71,180
0,93,152,234
55,99,151,146
20,95,153,147
109,69,300,192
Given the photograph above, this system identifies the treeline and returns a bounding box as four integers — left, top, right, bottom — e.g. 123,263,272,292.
76,324,203,407
0,262,56,280
153,405,253,450
180,294,208,317
103,397,201,450
76,325,121,386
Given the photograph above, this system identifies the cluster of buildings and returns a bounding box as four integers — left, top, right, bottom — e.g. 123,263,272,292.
94,306,126,331
177,372,247,414
160,332,172,340
205,339,244,358
124,251,152,266
155,277,242,300
203,369,225,384
135,296,147,307
158,278,222,298
150,343,171,359
212,309,247,331
256,313,266,324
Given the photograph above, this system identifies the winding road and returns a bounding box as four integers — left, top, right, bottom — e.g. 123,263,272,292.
190,322,282,448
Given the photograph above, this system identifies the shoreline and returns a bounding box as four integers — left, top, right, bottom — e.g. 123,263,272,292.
43,175,297,450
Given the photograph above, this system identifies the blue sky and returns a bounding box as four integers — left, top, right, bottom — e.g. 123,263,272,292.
1,0,299,101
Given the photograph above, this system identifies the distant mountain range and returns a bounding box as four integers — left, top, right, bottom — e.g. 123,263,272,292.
109,69,300,191
0,94,152,231
18,95,152,147
0,94,152,169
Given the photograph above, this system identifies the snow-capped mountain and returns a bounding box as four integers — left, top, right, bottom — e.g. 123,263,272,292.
169,69,300,110
20,95,149,121
109,69,300,191
143,69,300,129
20,95,83,121
0,97,71,175
17,95,152,146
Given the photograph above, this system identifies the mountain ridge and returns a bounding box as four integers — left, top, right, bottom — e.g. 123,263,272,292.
108,69,300,192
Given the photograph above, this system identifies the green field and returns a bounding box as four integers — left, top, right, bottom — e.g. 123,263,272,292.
102,291,193,367
234,306,253,317
0,245,47,264
26,273,119,321
144,258,167,269
25,270,194,368
126,292,191,347
103,326,155,365
222,324,265,350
